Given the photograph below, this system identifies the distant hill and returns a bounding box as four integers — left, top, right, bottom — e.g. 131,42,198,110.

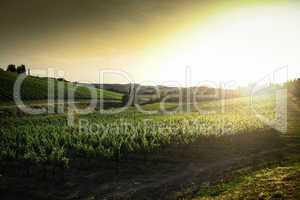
94,83,240,103
0,70,122,101
94,83,172,94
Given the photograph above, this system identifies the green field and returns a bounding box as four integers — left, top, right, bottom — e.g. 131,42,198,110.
0,70,122,101
0,76,300,199
0,94,294,166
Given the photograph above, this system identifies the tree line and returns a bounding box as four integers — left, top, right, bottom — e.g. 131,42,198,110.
5,64,27,74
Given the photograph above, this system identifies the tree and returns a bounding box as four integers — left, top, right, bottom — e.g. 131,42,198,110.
17,64,26,74
6,64,16,72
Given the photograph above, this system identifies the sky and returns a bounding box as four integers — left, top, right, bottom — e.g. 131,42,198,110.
0,0,299,86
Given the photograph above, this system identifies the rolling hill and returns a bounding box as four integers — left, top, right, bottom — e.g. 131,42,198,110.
0,70,122,102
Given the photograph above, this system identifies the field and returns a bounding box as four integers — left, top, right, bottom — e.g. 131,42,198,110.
0,70,122,101
0,72,300,199
0,95,275,165
1,88,300,199
1,1,300,199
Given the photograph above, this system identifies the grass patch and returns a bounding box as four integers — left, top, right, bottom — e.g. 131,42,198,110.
191,160,300,200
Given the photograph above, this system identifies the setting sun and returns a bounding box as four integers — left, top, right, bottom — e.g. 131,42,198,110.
149,3,299,85
1,1,299,85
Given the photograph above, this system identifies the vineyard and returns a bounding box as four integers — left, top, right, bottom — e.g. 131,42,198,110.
1,83,300,199
0,95,278,171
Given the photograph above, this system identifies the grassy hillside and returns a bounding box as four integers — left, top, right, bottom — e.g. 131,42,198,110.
0,70,122,101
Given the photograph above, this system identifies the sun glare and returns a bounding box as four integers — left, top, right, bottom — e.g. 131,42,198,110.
150,4,299,86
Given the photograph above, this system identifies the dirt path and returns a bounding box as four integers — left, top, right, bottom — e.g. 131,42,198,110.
2,130,299,200
104,138,300,200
